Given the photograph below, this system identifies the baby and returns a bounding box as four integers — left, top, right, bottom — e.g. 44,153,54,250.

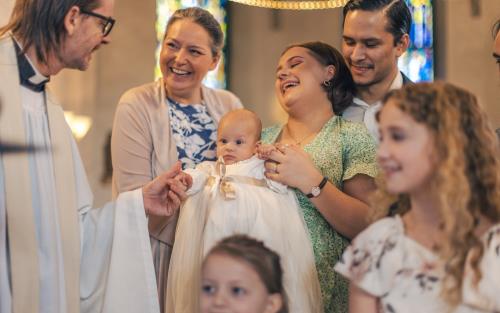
187,108,285,195
166,109,322,313
216,107,262,165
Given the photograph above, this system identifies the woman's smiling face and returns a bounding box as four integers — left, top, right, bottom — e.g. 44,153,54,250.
160,19,219,102
274,46,332,113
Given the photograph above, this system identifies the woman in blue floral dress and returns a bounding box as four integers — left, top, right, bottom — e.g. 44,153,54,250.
110,8,241,312
260,42,378,313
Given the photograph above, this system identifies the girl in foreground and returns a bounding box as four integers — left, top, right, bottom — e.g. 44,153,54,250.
335,82,500,312
200,235,288,313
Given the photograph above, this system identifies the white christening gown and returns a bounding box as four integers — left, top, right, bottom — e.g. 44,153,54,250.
165,155,322,313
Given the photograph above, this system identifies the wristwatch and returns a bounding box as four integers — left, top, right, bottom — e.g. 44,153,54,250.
306,177,328,198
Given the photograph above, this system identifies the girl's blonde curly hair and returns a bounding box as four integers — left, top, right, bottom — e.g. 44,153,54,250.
372,82,500,306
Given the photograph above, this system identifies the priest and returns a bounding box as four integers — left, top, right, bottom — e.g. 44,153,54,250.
0,1,191,313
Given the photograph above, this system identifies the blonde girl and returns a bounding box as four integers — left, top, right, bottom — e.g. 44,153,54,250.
335,82,500,312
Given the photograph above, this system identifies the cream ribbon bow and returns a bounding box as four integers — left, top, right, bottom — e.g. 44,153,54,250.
206,159,267,200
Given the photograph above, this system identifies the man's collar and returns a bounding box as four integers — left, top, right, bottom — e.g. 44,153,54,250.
13,38,50,93
353,71,404,108
352,96,371,109
389,71,403,90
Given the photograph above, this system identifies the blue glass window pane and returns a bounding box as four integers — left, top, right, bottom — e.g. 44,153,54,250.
399,0,434,82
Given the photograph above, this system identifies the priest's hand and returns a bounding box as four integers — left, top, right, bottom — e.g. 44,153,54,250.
142,161,193,216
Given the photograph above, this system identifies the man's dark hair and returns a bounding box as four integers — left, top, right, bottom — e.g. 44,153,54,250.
492,18,500,38
343,0,412,45
0,0,101,64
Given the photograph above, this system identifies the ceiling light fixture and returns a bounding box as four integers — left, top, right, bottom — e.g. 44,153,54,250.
229,0,348,10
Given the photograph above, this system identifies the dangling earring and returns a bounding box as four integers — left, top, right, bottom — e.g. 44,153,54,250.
323,80,331,87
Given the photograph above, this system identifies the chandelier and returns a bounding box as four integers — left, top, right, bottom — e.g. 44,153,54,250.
229,0,348,10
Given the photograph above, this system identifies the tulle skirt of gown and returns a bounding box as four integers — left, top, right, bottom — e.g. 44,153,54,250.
165,180,322,313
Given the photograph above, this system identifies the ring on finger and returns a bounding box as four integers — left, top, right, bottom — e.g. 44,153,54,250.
271,162,277,172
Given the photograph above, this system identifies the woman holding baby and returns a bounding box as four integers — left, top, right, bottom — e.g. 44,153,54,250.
260,41,378,313
110,7,242,312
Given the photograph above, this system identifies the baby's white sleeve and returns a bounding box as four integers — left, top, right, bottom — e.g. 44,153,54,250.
264,176,288,194
184,163,212,195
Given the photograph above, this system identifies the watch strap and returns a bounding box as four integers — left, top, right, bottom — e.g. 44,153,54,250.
306,177,328,198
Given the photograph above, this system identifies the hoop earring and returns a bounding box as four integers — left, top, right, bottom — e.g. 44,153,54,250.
323,80,331,87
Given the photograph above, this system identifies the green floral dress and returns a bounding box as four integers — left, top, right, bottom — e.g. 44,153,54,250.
261,116,378,313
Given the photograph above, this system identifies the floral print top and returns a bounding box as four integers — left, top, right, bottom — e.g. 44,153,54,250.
168,98,217,169
335,215,500,313
262,116,378,313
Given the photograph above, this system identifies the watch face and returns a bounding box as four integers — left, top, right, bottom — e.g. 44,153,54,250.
311,186,321,197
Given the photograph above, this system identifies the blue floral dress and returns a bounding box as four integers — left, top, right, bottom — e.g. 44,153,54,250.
262,116,378,313
168,98,218,169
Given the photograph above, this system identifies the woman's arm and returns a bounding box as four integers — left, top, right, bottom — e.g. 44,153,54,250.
111,100,154,195
312,173,375,238
264,145,375,239
349,283,379,313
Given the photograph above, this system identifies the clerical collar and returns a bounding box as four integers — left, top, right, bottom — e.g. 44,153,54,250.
13,38,50,93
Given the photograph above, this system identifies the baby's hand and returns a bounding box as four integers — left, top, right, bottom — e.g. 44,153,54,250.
174,172,192,190
256,143,277,160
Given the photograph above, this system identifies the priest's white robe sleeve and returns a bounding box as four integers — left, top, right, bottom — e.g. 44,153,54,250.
70,139,159,313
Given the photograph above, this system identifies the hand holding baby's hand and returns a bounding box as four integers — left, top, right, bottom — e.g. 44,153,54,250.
174,172,193,190
256,142,278,160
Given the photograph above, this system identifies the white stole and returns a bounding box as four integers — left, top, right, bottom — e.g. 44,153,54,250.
0,36,80,313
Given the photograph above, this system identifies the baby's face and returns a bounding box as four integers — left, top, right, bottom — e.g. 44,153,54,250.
216,119,259,165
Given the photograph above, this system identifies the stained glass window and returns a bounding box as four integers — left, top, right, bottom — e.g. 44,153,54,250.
399,0,434,82
155,0,228,89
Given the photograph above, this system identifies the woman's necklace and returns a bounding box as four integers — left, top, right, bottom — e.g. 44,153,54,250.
284,124,318,146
